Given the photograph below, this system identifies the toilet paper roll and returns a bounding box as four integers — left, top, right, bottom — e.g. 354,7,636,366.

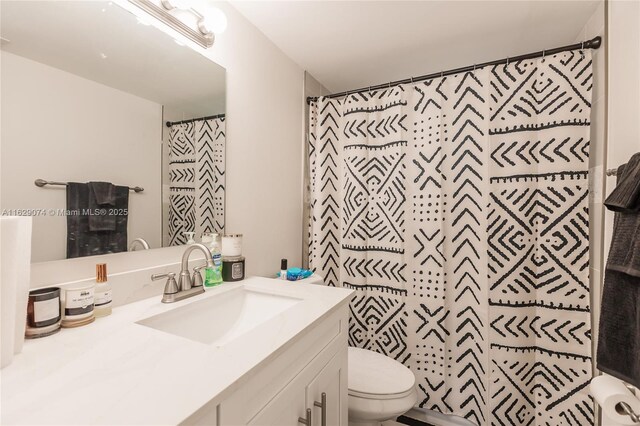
590,375,640,425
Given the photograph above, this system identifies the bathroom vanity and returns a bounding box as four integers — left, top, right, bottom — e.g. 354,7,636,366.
1,278,353,425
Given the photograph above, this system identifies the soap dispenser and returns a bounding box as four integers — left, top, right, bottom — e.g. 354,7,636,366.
184,232,196,245
204,233,223,287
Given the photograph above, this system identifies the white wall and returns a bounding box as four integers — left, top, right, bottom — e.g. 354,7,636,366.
1,51,162,262
204,2,304,277
572,0,606,367
605,0,640,206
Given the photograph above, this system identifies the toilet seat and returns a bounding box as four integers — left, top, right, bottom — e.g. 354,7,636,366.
349,387,415,400
348,347,416,400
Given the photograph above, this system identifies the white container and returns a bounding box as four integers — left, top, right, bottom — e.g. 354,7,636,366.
61,283,95,327
222,234,243,257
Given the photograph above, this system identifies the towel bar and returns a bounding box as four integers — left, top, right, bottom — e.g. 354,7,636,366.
34,179,144,193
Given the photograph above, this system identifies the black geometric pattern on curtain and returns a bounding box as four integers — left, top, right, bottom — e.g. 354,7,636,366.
168,116,225,245
308,50,593,425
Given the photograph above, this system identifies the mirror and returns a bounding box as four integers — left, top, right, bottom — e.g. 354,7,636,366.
0,1,226,262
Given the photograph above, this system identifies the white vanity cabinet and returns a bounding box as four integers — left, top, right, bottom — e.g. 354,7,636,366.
248,348,347,426
185,304,349,426
1,279,354,425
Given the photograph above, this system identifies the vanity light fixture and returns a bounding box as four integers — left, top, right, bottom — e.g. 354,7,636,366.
161,0,227,36
127,0,215,48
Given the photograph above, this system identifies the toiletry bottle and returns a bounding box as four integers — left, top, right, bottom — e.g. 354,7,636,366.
205,234,223,287
184,232,196,245
280,259,288,280
94,263,112,318
202,232,214,249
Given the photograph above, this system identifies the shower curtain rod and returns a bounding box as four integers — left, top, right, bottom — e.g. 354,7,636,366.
307,36,602,104
165,113,226,127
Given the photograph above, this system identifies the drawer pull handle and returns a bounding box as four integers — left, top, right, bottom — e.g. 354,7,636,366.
314,393,327,426
298,408,312,426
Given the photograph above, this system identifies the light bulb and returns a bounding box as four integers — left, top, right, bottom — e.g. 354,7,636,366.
198,5,227,35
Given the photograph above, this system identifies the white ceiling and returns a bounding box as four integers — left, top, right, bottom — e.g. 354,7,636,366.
231,0,601,93
0,1,226,118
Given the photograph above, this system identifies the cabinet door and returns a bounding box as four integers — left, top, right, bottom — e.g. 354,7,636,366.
248,383,307,426
306,345,348,426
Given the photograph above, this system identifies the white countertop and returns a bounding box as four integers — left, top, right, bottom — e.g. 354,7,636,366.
1,277,353,425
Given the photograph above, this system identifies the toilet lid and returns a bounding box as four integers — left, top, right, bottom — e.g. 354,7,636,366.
348,347,415,397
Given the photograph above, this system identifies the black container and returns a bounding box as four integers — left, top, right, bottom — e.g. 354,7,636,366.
222,256,245,282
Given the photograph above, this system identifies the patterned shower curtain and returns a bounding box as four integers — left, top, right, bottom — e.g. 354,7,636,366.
308,51,593,425
168,116,225,245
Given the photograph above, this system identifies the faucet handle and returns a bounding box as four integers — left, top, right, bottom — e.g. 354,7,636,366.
151,272,179,295
192,265,206,288
151,272,175,280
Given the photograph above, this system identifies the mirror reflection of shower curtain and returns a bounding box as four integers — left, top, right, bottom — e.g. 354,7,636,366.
168,116,225,245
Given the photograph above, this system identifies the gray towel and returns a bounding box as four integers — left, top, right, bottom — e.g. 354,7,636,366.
597,269,640,388
88,181,117,231
605,152,640,212
88,181,116,205
604,166,640,277
66,182,129,258
596,162,640,388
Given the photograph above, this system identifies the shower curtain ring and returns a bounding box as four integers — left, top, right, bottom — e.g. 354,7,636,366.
388,81,391,88
506,57,510,66
440,71,444,78
473,64,476,72
410,77,414,84
542,50,546,58
581,41,585,50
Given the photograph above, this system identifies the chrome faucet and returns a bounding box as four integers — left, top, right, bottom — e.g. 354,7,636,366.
178,243,214,291
129,237,150,251
151,243,214,303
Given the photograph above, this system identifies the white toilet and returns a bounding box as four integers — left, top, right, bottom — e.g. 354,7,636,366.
299,275,417,425
347,347,418,426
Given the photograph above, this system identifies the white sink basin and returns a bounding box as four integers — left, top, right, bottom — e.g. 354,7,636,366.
137,287,302,346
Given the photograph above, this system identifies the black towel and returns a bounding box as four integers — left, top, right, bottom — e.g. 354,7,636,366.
88,181,116,205
88,181,117,231
604,162,640,277
597,164,640,388
597,269,640,388
604,152,640,212
66,182,129,258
